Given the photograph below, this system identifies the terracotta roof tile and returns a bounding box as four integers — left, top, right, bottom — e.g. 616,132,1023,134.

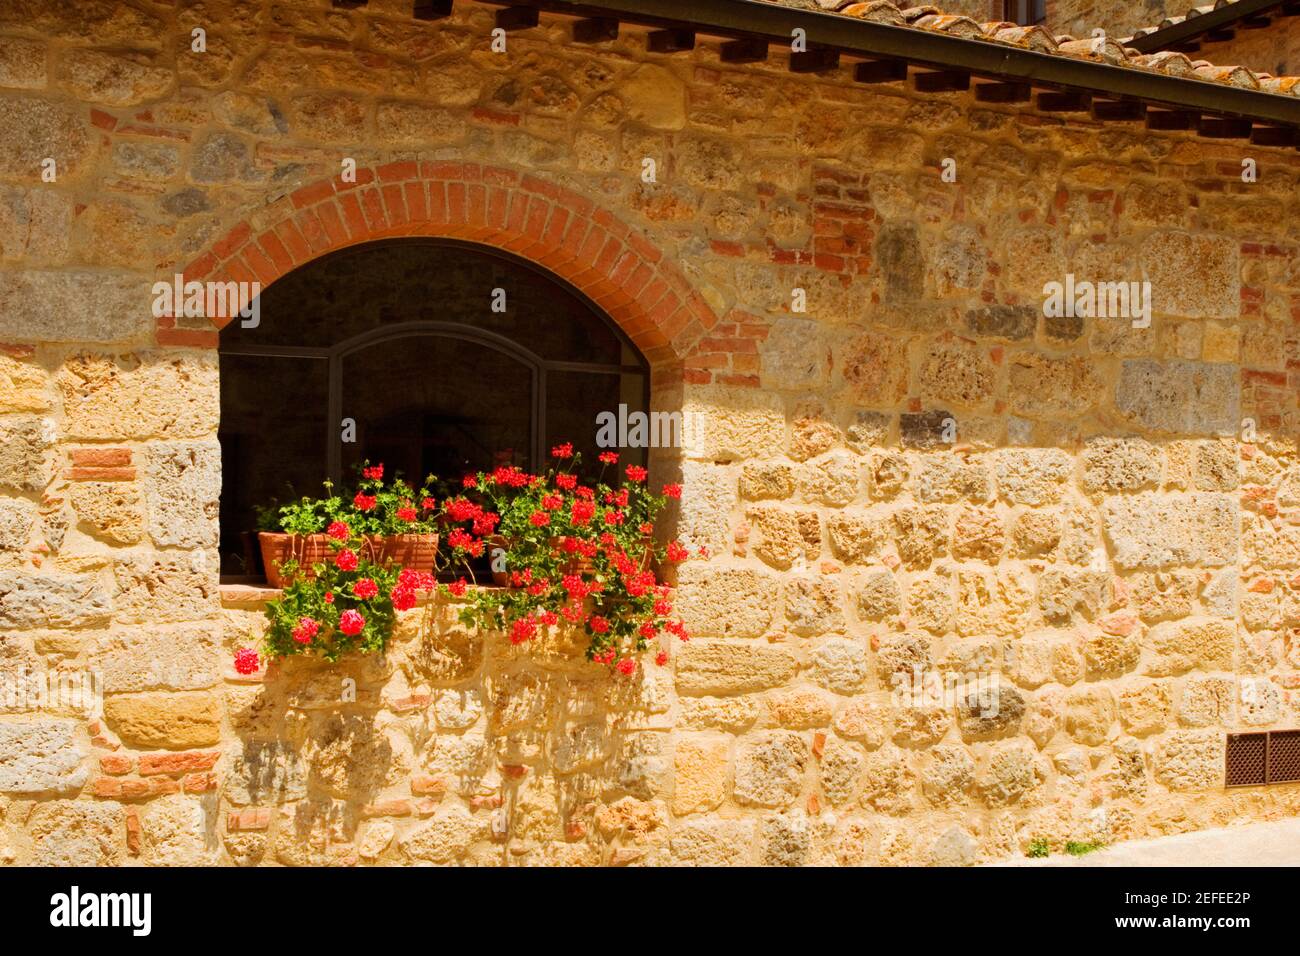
758,0,1300,104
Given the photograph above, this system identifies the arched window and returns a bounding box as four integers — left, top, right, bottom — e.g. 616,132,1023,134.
218,238,650,578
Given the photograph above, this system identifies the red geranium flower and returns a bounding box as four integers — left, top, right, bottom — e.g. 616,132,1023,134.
352,577,378,600
598,451,618,464
447,578,468,598
391,587,417,611
625,465,647,482
541,494,562,510
421,497,437,511
396,506,418,522
556,473,577,491
589,615,610,634
510,617,538,644
571,500,595,526
326,520,350,540
353,492,377,511
529,511,550,527
655,651,669,666
233,648,260,675
335,548,358,571
292,617,319,644
551,442,574,459
324,591,335,604
662,483,681,498
362,464,383,480
338,609,365,635
616,658,636,676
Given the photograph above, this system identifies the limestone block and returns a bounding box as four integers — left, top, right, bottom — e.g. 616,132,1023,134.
59,353,219,440
675,563,777,638
681,385,784,462
1102,493,1237,569
144,441,220,548
1114,359,1239,434
0,718,89,792
28,800,121,865
89,623,220,693
675,641,798,695
672,735,729,814
734,730,807,808
103,692,222,749
0,572,111,628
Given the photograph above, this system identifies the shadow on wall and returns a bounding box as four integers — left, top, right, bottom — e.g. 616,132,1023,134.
223,600,671,866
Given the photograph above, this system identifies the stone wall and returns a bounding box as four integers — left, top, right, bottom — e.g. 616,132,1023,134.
1046,0,1202,37
1,0,1300,865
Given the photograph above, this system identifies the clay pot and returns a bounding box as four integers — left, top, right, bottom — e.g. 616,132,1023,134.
258,532,440,588
486,535,511,587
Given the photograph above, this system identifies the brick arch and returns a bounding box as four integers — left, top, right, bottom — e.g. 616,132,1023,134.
169,162,717,367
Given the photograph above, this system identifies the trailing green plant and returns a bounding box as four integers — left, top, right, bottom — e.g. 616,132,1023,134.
232,448,698,676
444,443,696,672
1025,837,1050,859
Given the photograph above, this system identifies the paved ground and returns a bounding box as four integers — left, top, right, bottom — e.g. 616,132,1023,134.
995,817,1300,867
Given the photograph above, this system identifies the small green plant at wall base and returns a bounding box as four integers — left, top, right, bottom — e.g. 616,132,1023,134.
1026,838,1050,858
1065,841,1106,857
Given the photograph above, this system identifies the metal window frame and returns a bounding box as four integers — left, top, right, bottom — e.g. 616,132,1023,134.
219,237,651,485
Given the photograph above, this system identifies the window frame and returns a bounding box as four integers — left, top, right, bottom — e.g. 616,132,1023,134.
1002,0,1046,26
218,237,651,486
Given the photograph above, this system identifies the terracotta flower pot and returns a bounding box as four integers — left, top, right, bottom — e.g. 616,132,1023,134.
258,532,332,588
486,535,511,587
361,533,440,573
259,532,440,588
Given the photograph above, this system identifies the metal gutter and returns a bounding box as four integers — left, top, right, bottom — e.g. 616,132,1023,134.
479,0,1300,128
1126,0,1290,53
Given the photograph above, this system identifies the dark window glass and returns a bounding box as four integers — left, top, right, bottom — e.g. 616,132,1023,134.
218,239,648,579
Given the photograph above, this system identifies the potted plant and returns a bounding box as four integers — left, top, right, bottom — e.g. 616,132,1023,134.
257,462,441,588
445,443,694,672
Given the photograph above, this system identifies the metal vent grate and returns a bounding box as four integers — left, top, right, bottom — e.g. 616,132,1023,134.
1226,733,1267,787
1268,730,1300,784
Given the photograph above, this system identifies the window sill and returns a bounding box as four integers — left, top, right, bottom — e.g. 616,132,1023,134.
217,580,503,607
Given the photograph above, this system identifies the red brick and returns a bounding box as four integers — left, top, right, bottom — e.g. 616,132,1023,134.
70,447,131,467
227,808,272,832
410,774,447,796
290,179,336,209
138,750,220,776
68,466,136,481
125,808,141,856
100,754,134,775
377,160,419,183
359,187,388,231
361,800,412,818
156,329,218,348
183,772,218,793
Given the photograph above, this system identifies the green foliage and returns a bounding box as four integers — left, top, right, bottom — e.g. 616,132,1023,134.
447,448,691,666
263,555,400,662
1025,838,1050,858
273,463,441,537
1064,840,1105,857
